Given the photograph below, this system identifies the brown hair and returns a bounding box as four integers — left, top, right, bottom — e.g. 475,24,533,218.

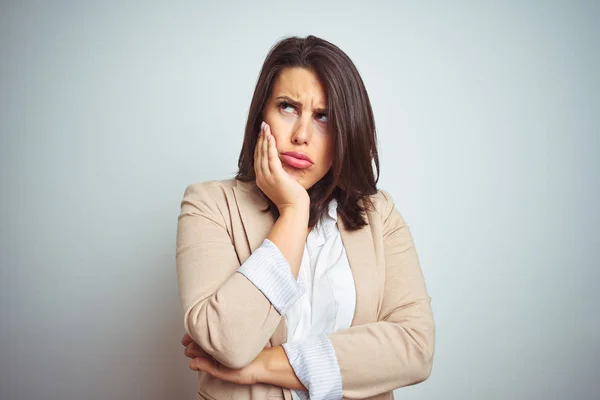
236,35,379,230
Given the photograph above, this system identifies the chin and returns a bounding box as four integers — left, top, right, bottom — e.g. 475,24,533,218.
283,164,309,185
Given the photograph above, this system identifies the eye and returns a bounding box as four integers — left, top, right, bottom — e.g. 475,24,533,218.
315,113,328,123
278,101,296,113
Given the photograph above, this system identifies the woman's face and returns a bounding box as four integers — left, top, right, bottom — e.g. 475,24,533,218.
262,67,333,190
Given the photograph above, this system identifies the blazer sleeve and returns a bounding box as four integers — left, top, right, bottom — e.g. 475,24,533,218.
176,182,291,369
327,190,435,399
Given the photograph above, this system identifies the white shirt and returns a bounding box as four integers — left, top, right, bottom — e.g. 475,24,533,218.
287,199,356,400
237,198,355,400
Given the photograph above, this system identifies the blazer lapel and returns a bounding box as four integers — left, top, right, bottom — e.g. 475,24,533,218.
338,213,380,326
232,180,274,255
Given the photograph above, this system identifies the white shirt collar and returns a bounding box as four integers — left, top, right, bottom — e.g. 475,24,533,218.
325,198,338,222
309,198,338,245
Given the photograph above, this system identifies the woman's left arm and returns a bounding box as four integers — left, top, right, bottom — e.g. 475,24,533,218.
328,190,435,398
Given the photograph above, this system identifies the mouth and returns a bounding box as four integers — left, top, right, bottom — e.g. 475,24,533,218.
280,152,314,169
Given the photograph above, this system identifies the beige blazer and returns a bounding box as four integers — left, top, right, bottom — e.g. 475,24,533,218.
176,178,435,400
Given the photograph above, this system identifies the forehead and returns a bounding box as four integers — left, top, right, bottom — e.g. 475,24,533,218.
271,67,327,106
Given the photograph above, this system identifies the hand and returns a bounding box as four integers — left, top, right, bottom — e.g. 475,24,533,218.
182,333,264,385
254,121,309,213
182,333,211,360
181,334,305,390
188,355,265,386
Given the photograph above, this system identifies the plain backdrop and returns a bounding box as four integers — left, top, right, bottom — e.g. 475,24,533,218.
1,1,598,399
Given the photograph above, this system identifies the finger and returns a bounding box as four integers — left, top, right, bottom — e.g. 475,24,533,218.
260,122,270,179
184,344,196,359
265,124,282,175
189,357,212,372
255,122,267,178
190,357,223,377
181,333,194,347
184,342,210,359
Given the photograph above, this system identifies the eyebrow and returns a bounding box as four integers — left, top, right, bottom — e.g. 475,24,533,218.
275,95,327,114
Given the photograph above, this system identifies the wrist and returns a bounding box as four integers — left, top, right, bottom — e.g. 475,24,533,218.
253,346,307,391
278,202,309,219
253,347,276,384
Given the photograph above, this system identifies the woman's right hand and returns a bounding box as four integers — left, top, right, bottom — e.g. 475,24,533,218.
254,121,309,214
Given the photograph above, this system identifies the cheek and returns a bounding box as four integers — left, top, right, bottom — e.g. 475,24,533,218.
317,137,334,167
264,115,290,143
270,131,285,151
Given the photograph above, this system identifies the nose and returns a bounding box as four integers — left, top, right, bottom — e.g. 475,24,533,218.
291,116,312,146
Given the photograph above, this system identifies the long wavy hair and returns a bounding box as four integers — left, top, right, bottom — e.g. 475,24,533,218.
236,35,379,230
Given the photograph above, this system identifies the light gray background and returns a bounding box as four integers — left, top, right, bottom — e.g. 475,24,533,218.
1,1,598,399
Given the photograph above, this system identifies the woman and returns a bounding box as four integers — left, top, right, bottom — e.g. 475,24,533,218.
176,35,435,400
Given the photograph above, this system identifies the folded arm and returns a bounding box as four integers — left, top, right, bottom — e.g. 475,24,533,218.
258,191,435,399
176,183,308,369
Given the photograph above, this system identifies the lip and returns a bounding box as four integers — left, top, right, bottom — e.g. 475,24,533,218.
280,152,314,169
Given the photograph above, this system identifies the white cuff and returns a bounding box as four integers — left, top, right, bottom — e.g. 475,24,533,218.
237,239,305,315
282,334,343,400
